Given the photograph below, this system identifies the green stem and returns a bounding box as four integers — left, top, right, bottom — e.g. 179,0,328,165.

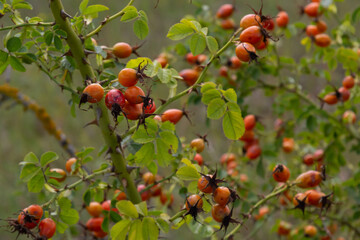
121,28,243,139
42,168,111,208
169,209,187,222
0,22,55,31
224,183,295,239
258,81,360,141
139,172,176,194
85,0,135,38
49,0,141,204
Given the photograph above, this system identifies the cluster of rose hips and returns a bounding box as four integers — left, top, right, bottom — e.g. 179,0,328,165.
303,0,331,48
233,3,288,63
183,171,238,234
138,172,174,206
323,74,357,110
178,52,207,87
84,171,174,240
8,204,56,239
240,114,262,160
276,221,344,240
190,136,206,166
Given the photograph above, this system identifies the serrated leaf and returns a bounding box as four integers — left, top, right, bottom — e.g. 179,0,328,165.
207,98,226,119
6,37,21,52
156,138,172,167
0,50,8,63
223,88,237,103
129,219,143,240
206,36,218,53
157,68,172,84
116,200,139,218
134,142,155,166
201,89,221,105
159,131,179,153
142,217,159,240
189,33,206,56
201,82,217,93
176,166,200,180
136,201,148,216
134,20,149,40
132,120,158,143
222,110,245,140
60,208,79,225
27,172,45,193
83,5,109,15
167,23,194,40
40,151,58,167
111,219,131,240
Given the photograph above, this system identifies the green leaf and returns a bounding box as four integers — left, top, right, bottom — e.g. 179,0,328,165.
134,20,149,40
54,36,63,50
111,219,131,240
9,56,25,72
27,172,45,193
129,219,143,240
116,200,139,218
223,88,237,103
20,164,41,182
142,217,159,240
207,98,226,119
159,132,179,153
40,151,58,167
352,7,360,23
256,157,265,177
156,139,172,167
306,115,317,132
13,2,33,10
132,120,158,143
136,201,148,216
157,68,172,84
201,82,217,93
138,10,148,23
6,37,21,52
79,0,89,13
83,5,109,15
206,36,218,54
201,89,221,105
189,33,206,56
126,57,152,69
83,190,91,206
55,220,68,234
134,142,155,166
222,110,245,140
155,218,170,233
23,152,39,164
44,31,53,46
0,50,8,63
60,208,79,225
167,23,194,40
176,166,200,180
121,7,138,22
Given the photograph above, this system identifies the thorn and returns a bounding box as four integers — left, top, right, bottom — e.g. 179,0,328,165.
83,119,98,128
60,9,73,20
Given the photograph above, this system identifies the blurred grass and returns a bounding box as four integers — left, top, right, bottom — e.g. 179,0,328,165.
0,0,359,239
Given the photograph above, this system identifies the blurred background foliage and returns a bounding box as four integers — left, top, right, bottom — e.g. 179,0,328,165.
0,0,359,239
